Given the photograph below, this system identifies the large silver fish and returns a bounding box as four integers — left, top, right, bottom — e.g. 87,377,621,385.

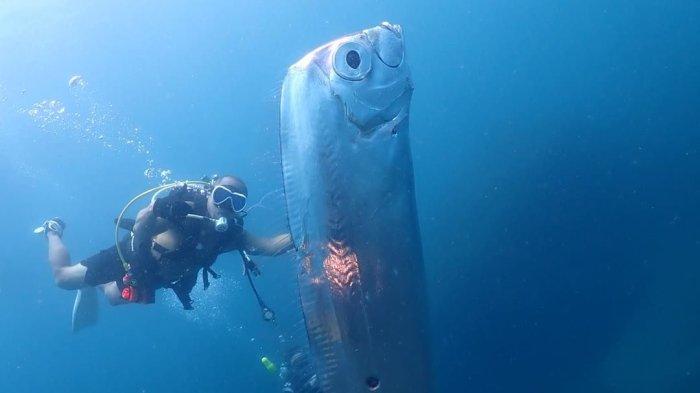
279,23,431,392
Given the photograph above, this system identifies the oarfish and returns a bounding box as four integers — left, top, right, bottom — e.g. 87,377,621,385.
280,22,431,393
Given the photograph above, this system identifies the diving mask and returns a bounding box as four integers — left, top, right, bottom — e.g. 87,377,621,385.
212,184,247,212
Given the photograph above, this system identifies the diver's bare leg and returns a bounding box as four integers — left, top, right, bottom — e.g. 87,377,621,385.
47,235,126,305
47,232,87,290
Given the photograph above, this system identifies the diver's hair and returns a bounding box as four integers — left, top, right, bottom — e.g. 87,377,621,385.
215,175,248,195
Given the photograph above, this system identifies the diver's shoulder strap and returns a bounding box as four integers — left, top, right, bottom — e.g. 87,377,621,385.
114,217,136,232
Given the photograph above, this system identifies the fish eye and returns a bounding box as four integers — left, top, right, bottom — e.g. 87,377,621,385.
333,41,371,81
346,50,361,69
366,376,380,391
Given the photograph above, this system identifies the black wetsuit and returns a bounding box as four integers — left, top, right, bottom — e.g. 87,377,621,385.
80,238,132,288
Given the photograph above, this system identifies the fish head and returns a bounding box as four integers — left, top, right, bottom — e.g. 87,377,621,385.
295,22,413,139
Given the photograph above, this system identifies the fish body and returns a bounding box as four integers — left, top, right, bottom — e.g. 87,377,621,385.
280,22,431,393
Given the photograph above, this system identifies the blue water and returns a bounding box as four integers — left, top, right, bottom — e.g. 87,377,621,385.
1,1,699,392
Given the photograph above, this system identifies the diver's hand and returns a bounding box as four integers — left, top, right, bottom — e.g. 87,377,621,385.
153,198,192,221
245,258,261,276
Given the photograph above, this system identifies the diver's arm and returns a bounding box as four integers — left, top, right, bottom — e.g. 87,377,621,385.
131,204,170,251
241,230,294,257
132,191,194,249
217,229,293,257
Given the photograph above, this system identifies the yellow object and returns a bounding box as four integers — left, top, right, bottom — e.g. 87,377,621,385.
261,356,277,374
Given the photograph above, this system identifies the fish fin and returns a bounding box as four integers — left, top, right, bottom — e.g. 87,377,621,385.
280,67,315,250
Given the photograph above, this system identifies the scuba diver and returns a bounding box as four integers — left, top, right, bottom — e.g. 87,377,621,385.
36,175,293,329
279,347,321,393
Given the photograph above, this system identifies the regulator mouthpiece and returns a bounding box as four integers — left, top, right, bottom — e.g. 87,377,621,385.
214,217,228,232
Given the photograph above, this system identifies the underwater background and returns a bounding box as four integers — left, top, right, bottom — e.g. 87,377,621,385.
1,1,699,392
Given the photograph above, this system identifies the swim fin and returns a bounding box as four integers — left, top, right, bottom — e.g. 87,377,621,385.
71,287,98,332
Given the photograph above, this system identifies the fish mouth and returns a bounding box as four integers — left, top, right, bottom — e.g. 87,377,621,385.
380,21,403,36
361,108,408,142
357,100,409,139
348,85,412,138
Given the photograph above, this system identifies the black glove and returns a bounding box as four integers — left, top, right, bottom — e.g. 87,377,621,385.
153,196,193,221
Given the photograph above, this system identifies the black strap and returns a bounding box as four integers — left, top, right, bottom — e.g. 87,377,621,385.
202,266,219,290
161,281,193,310
115,217,136,232
152,242,171,255
239,250,275,323
174,288,194,310
245,263,265,309
165,272,198,310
